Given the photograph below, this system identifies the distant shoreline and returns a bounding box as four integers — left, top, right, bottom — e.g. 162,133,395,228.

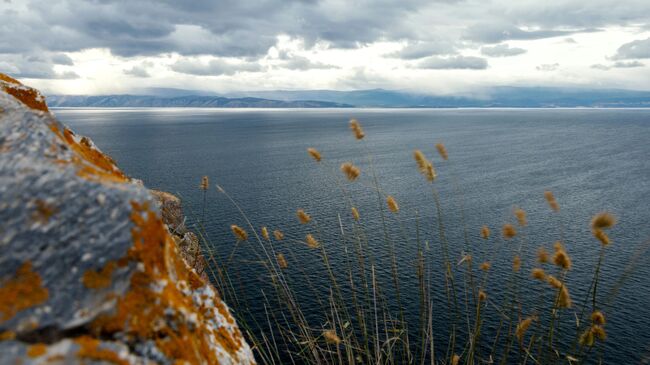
51,106,650,110
45,87,650,109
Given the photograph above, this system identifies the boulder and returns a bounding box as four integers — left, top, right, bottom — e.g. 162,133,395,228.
0,74,255,364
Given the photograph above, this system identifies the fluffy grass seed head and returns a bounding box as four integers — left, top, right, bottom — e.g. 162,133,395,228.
544,190,560,212
349,118,365,140
386,195,399,213
537,247,550,264
340,162,360,181
553,246,572,270
531,268,547,281
516,316,537,342
502,223,517,240
413,150,428,172
558,286,572,308
307,147,322,162
413,150,437,182
581,325,606,346
276,253,288,269
480,225,490,240
261,226,270,241
513,255,522,272
478,290,487,302
480,261,491,271
547,275,563,289
591,325,606,340
458,255,472,268
435,143,448,160
273,229,285,241
323,330,341,345
579,328,595,347
305,234,320,249
591,311,606,325
297,209,311,224
593,228,610,246
231,225,248,241
351,207,360,221
514,207,527,227
591,212,617,230
451,354,460,365
200,176,209,190
425,162,436,182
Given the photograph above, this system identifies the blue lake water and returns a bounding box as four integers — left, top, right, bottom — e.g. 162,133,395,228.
56,108,650,364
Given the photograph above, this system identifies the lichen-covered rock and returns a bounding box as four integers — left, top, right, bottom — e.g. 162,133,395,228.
150,190,186,234
0,74,255,364
150,189,208,281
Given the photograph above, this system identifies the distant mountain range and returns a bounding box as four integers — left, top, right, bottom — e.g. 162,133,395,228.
48,87,650,108
46,95,352,108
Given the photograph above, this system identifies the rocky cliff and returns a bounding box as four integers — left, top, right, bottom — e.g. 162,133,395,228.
0,73,255,364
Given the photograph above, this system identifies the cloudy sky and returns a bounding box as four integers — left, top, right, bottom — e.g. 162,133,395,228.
2,0,650,95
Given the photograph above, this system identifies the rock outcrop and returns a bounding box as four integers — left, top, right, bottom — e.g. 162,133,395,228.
0,73,254,364
150,190,208,282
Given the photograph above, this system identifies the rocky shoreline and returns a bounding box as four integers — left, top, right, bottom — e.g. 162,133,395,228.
0,73,254,364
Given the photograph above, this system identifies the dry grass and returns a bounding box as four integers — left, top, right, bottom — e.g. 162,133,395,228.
190,118,639,365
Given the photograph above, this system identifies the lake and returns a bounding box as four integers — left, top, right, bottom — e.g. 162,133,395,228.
56,108,650,364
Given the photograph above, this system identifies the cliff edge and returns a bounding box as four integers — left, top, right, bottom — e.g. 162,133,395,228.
0,73,255,364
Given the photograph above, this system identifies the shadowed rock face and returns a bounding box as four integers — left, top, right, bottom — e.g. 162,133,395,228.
0,74,255,364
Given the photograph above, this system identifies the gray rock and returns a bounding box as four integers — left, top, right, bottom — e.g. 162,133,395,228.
0,74,255,364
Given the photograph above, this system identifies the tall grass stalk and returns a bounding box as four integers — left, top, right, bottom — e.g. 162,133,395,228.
185,120,635,365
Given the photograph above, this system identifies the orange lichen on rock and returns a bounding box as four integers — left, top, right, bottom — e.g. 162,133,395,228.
82,261,117,289
214,296,236,326
90,201,245,364
214,326,244,358
0,262,49,322
32,199,58,223
48,124,129,184
0,331,15,340
75,336,129,365
27,343,48,358
0,73,49,112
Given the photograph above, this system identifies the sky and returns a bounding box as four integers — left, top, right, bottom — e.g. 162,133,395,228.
2,0,650,95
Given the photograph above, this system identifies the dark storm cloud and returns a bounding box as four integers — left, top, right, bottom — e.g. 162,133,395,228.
386,41,457,59
281,56,338,70
480,44,527,57
276,50,338,70
1,0,429,58
124,62,154,77
5,0,646,59
0,53,79,79
3,0,650,80
170,58,264,76
613,38,650,59
124,66,150,77
417,56,488,70
463,23,598,44
51,53,74,65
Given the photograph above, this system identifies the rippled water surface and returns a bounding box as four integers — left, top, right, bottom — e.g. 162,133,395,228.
57,108,650,363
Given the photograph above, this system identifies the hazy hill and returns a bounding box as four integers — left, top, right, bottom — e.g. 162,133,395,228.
227,87,650,108
46,95,353,108
48,87,650,108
